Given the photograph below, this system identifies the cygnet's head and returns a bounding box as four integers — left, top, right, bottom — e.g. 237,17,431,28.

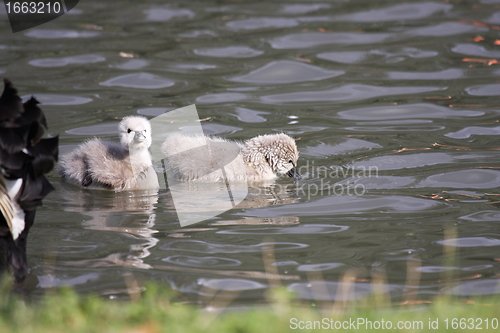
244,133,300,179
118,116,152,151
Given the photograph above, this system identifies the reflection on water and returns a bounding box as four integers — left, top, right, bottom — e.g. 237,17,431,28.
100,73,175,89
2,0,500,304
230,60,344,84
58,186,159,270
29,54,106,67
289,281,404,301
259,84,443,104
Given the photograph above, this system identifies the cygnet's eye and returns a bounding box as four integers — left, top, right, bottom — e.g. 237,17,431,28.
288,160,293,164
127,128,132,133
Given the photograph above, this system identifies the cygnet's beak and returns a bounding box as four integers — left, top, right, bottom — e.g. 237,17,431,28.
134,131,146,142
287,165,301,180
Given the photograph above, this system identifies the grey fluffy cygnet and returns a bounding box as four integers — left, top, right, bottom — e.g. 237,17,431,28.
162,133,300,182
59,116,159,190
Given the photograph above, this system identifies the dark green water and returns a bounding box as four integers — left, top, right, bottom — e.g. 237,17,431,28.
1,0,500,305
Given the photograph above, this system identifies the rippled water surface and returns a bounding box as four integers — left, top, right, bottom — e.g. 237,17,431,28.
2,0,500,304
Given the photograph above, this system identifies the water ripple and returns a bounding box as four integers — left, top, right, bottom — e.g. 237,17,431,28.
162,255,241,267
297,263,344,272
217,224,348,235
37,273,100,288
281,4,330,14
160,240,308,253
66,122,118,135
337,103,483,120
100,73,175,89
25,29,99,38
403,22,487,37
194,46,264,58
452,43,500,58
417,266,456,273
200,123,242,135
349,176,416,190
318,47,438,64
22,94,92,105
466,83,500,96
198,278,266,291
230,60,343,84
289,281,403,301
241,195,449,218
446,126,500,139
445,280,500,296
137,107,172,116
110,59,149,70
260,84,442,104
144,7,195,21
335,2,452,22
353,152,496,170
29,54,106,67
418,169,500,189
226,18,298,30
346,123,444,132
268,32,390,49
460,210,500,222
197,92,247,103
302,139,381,157
231,107,269,123
436,237,500,247
387,69,463,80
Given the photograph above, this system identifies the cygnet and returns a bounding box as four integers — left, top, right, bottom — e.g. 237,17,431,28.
162,133,300,182
59,116,159,190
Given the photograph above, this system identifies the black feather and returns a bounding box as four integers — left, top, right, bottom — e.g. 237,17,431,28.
0,79,58,284
0,79,23,124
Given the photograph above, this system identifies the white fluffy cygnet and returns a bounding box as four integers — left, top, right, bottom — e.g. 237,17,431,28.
59,116,159,190
162,133,300,182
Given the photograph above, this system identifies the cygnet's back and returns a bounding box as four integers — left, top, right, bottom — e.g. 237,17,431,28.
162,134,245,181
162,133,300,182
59,116,159,190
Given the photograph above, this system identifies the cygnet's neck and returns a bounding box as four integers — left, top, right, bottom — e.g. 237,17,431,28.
128,146,153,168
241,140,275,180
